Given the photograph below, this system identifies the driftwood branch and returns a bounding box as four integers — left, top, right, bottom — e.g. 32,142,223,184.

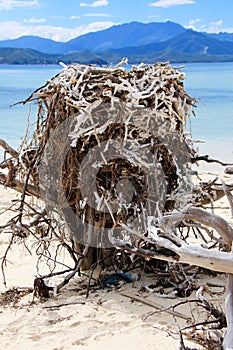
113,236,233,274
0,139,18,159
53,210,94,293
159,207,233,245
113,207,233,273
222,181,233,218
223,273,233,350
192,154,233,167
42,301,86,309
0,172,40,197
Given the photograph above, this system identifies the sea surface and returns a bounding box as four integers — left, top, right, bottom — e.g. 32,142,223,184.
181,62,233,163
0,62,232,163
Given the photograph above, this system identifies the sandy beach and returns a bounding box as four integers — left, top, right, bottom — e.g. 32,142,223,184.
0,201,196,350
0,166,232,350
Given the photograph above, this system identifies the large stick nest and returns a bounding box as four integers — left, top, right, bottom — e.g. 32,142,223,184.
19,59,196,247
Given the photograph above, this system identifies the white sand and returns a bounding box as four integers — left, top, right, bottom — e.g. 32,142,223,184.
0,168,232,350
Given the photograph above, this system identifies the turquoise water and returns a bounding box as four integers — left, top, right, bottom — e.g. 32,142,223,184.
182,62,233,162
0,63,232,162
0,65,61,148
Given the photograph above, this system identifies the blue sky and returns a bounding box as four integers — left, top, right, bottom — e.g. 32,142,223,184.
0,0,232,41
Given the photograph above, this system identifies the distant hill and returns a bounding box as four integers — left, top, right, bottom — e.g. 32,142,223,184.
208,32,233,42
109,30,233,56
0,47,108,65
103,29,233,64
64,21,185,52
0,21,233,64
0,21,185,54
0,36,64,54
0,47,54,64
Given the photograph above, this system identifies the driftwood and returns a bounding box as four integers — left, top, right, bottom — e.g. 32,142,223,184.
197,180,233,206
0,171,40,197
222,181,233,218
192,154,233,167
120,290,190,320
0,60,233,349
108,206,233,272
0,139,18,159
225,167,233,175
113,206,233,349
223,273,233,349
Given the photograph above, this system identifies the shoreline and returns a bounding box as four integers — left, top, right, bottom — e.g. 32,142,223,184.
193,139,233,163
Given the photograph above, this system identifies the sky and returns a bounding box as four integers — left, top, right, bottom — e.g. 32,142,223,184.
0,0,233,42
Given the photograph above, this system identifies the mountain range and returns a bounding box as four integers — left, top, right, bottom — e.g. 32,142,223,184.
0,21,233,64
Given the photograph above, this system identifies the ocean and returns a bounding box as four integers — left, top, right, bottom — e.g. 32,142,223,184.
182,62,233,163
0,62,232,163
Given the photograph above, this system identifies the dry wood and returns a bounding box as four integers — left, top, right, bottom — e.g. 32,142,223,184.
120,290,190,320
42,301,86,309
222,181,233,218
0,171,40,197
113,236,233,274
223,273,233,350
158,207,233,244
0,139,18,159
192,155,233,167
110,206,233,274
225,167,233,175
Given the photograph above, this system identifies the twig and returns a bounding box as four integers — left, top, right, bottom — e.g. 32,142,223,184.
196,286,226,327
192,155,233,166
54,210,94,293
120,290,190,320
180,318,224,332
1,234,14,286
42,301,86,309
221,180,233,218
143,299,199,321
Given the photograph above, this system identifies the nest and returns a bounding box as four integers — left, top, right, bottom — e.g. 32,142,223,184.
19,59,196,259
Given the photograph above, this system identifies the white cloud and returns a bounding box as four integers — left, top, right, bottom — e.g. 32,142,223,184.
207,20,233,33
0,20,116,41
148,15,160,19
84,13,112,17
80,0,109,8
0,0,39,10
70,15,80,20
186,18,233,33
23,17,45,23
186,18,202,30
149,0,195,8
207,20,223,33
